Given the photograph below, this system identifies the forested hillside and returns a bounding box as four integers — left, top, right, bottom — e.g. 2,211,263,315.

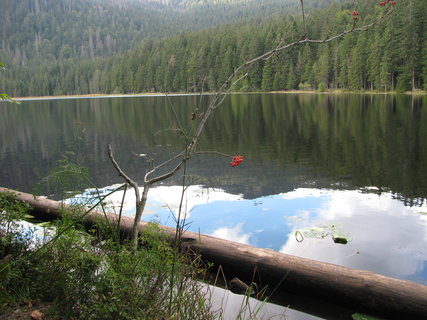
1,0,338,96
2,0,426,96
112,0,425,93
0,0,303,62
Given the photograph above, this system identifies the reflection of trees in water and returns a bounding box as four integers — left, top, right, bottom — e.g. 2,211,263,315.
1,94,426,203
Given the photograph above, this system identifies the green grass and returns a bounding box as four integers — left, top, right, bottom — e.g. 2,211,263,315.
0,191,214,320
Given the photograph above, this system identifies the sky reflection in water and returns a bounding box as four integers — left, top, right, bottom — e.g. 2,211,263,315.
70,185,427,285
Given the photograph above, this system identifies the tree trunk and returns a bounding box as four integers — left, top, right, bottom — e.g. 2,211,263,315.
2,187,427,319
131,184,149,249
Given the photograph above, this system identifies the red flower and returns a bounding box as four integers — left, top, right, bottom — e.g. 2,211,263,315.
349,11,360,20
379,0,397,6
230,155,244,167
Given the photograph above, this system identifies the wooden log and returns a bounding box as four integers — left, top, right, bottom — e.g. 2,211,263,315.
2,187,427,319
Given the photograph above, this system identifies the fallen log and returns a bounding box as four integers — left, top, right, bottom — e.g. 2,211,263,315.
1,187,427,319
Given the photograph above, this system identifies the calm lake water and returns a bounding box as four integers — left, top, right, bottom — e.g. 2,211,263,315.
1,93,427,318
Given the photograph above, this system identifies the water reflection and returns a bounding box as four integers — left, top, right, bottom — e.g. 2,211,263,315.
2,94,427,202
280,189,427,284
3,94,427,318
71,184,427,285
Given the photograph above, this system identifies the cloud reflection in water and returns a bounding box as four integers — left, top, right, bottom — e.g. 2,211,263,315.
70,185,427,284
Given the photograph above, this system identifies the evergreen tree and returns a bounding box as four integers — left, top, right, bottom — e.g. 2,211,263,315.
423,40,427,91
261,58,274,91
2,0,426,96
317,46,331,89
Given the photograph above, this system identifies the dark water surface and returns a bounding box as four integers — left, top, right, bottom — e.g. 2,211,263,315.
1,93,427,318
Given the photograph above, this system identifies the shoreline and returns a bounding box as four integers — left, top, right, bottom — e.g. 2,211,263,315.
12,89,427,101
12,92,208,101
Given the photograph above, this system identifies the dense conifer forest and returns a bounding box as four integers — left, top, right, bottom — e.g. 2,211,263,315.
1,0,426,96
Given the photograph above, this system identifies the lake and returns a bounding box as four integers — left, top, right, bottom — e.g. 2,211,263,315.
1,93,427,318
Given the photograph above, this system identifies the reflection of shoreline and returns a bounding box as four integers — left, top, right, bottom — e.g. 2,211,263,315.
3,94,427,204
13,89,427,101
13,92,215,101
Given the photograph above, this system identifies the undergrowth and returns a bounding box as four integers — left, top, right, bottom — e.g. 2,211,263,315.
0,191,214,320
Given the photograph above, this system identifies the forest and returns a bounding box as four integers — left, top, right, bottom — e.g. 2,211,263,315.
1,0,426,96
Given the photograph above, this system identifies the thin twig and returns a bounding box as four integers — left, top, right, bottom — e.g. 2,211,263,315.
194,150,235,158
148,159,186,185
144,150,186,183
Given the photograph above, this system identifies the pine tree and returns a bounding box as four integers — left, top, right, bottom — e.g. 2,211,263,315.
261,58,274,91
423,40,427,90
272,72,283,91
286,63,297,90
317,45,331,89
395,0,423,91
348,34,365,90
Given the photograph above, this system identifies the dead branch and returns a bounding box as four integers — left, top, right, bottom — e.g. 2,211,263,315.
108,144,140,201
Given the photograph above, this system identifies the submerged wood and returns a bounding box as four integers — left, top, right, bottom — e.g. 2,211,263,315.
2,187,427,319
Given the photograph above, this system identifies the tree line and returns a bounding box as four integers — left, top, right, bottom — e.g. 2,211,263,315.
2,0,426,96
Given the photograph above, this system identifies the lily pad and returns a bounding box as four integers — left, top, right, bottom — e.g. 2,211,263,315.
332,234,348,244
295,223,351,244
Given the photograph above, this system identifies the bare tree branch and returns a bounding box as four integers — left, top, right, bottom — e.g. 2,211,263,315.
146,159,185,185
144,150,186,183
108,144,140,201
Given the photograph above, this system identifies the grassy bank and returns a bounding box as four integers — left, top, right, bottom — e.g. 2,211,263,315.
0,190,215,320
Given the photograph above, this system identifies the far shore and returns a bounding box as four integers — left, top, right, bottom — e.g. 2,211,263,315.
12,89,427,101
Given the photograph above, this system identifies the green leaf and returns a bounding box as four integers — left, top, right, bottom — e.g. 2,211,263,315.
0,93,21,104
332,235,348,244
